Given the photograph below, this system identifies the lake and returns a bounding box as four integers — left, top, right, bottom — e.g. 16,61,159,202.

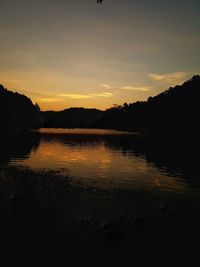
2,128,199,192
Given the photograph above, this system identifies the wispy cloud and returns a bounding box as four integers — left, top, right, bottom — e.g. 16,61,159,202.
100,84,112,90
59,94,91,99
92,92,113,97
121,86,152,92
149,72,187,85
39,97,63,103
59,92,113,100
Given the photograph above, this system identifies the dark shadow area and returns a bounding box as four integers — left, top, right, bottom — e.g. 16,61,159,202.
0,136,199,266
1,166,200,267
104,135,200,189
0,131,40,166
93,75,200,144
0,84,44,133
43,107,103,128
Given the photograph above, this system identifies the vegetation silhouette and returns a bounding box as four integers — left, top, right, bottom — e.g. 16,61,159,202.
93,75,200,141
0,84,44,133
41,75,200,146
1,75,199,146
43,107,103,128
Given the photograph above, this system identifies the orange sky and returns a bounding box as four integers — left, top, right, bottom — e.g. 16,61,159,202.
0,0,199,111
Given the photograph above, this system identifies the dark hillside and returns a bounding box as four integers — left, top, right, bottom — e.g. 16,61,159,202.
96,75,200,141
43,107,103,128
0,84,44,133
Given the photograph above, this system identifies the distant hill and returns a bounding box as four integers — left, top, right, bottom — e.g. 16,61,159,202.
1,75,199,140
42,107,103,128
0,84,44,133
95,75,200,140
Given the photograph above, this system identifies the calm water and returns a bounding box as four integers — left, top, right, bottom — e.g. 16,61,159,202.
4,128,198,192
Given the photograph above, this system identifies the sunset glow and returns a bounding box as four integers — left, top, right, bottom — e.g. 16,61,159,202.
0,0,199,110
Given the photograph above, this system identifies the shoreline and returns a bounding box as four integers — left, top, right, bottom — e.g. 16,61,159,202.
1,166,200,266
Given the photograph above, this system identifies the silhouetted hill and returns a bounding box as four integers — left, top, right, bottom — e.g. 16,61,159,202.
42,107,103,128
0,84,44,133
95,75,200,141
2,75,199,141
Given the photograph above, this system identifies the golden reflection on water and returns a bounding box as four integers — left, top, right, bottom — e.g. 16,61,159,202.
37,128,134,135
11,133,188,192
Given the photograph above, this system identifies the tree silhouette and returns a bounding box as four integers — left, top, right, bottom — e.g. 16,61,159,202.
0,85,44,132
95,75,200,138
35,103,41,112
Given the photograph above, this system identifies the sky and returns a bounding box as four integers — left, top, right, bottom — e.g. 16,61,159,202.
0,0,200,111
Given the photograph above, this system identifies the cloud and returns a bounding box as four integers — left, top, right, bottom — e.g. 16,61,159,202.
149,72,187,85
92,92,113,97
59,92,113,100
100,84,112,90
39,98,62,103
59,94,91,99
122,86,152,92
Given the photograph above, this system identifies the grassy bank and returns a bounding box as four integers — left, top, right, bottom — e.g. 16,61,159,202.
1,166,200,266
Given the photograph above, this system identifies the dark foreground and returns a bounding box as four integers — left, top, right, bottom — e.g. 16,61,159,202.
0,167,200,266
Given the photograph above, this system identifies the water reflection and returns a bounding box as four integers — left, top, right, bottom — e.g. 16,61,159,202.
1,128,197,192
0,131,40,166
